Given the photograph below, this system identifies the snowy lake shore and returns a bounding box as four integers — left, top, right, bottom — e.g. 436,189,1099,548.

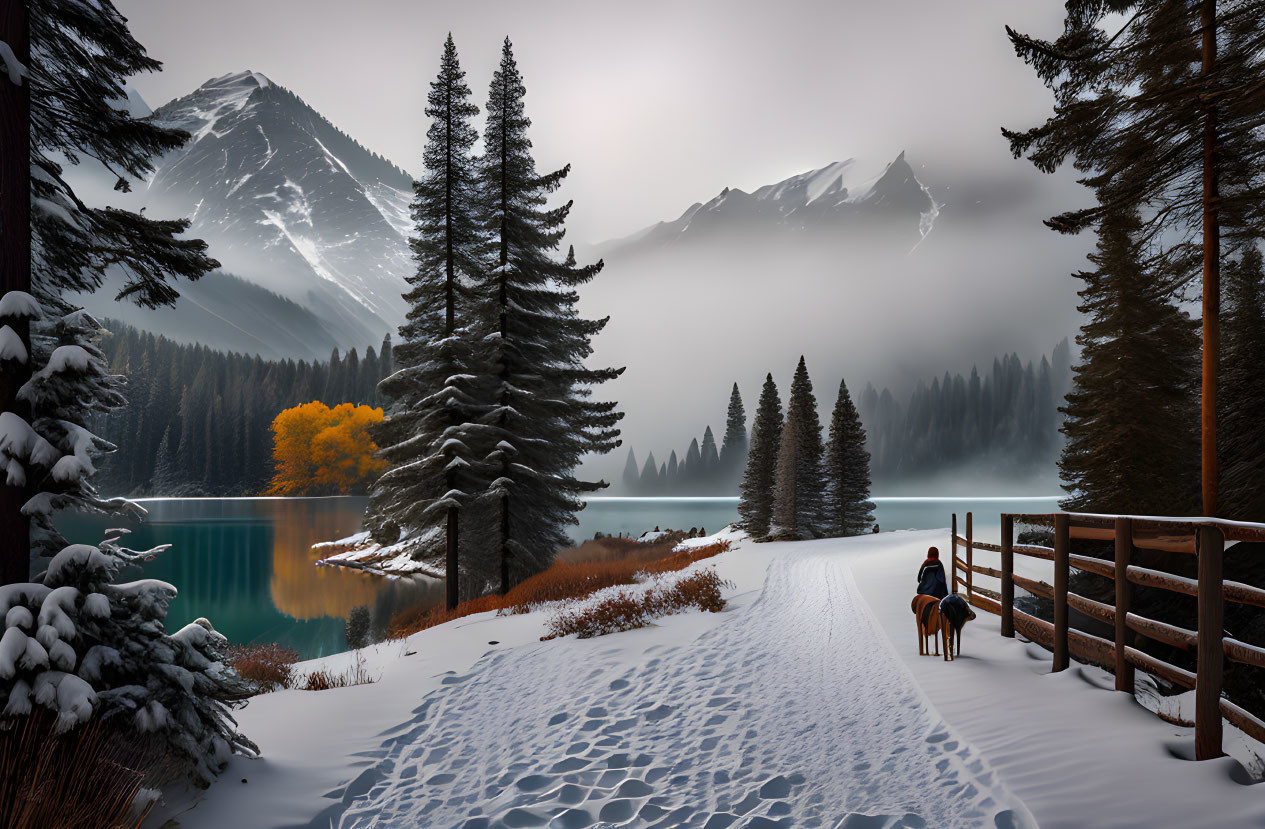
162,529,1265,828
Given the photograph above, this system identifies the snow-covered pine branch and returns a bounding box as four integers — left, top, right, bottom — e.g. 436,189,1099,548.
2,540,256,784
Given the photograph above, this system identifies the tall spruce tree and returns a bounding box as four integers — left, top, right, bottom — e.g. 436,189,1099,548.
1220,245,1265,520
770,357,828,540
478,38,623,592
1059,211,1201,515
365,35,489,609
1004,0,1265,515
719,382,747,487
823,378,875,536
738,373,782,538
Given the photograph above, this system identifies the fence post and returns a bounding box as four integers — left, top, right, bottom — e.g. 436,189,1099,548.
1053,513,1070,672
951,513,958,594
1001,514,1014,638
1196,525,1225,760
965,511,974,601
1114,516,1134,694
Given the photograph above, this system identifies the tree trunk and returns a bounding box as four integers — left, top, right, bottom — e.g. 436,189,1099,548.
1200,0,1219,517
499,493,510,596
0,0,31,585
446,506,459,610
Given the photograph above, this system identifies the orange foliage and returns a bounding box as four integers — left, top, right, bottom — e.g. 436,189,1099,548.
267,401,388,495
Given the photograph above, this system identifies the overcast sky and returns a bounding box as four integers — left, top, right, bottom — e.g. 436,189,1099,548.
117,0,1070,246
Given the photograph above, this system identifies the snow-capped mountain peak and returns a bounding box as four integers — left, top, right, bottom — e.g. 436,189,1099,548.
139,71,416,348
595,152,939,259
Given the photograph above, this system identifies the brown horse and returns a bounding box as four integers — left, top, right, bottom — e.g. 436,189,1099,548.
911,594,976,661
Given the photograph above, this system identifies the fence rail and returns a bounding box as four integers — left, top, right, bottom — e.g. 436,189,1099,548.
950,510,1265,760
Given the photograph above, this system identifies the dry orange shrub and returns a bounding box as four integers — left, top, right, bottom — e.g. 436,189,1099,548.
542,569,729,640
267,401,387,495
385,539,732,639
225,643,299,692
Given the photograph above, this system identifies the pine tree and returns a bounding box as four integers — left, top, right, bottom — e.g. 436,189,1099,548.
699,425,720,489
477,39,623,591
322,347,341,403
738,373,782,538
1,0,217,582
1059,211,1201,515
639,451,659,493
0,0,255,786
1220,246,1265,520
341,348,360,404
823,378,875,536
770,357,828,540
719,383,748,488
361,346,378,404
621,448,640,493
1004,1,1265,515
682,438,702,494
365,34,490,609
665,450,679,494
377,334,393,405
0,539,257,783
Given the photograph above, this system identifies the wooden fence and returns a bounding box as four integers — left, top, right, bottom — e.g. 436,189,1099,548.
950,511,1265,761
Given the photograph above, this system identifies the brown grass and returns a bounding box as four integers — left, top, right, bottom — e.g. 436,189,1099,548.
542,568,730,640
385,539,732,639
295,652,377,691
226,643,300,692
0,710,160,829
226,642,376,692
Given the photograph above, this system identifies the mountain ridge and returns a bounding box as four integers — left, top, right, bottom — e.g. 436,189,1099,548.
140,70,415,347
590,152,939,261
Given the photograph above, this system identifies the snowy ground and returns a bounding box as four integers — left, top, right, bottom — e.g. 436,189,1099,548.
164,529,1265,828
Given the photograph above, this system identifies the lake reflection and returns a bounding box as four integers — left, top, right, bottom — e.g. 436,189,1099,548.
56,498,444,660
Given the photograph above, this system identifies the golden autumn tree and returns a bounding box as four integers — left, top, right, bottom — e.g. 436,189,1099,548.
268,402,388,495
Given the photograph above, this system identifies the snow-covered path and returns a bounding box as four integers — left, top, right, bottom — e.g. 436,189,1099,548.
316,548,1032,828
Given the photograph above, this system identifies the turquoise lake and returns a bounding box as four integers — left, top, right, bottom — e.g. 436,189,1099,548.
55,495,1058,659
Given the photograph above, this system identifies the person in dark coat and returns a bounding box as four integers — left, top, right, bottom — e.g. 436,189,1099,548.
917,546,948,599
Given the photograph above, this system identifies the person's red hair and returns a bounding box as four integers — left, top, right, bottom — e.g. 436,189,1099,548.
926,546,940,560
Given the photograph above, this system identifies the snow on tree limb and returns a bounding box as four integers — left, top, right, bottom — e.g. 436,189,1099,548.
0,325,28,362
0,410,60,470
0,290,43,320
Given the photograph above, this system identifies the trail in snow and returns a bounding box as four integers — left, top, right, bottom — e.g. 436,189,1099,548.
316,551,1032,828
313,551,1027,829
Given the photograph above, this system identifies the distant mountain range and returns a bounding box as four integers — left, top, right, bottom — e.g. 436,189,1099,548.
71,70,942,365
591,153,939,261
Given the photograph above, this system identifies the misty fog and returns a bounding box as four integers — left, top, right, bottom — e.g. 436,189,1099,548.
575,159,1095,489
